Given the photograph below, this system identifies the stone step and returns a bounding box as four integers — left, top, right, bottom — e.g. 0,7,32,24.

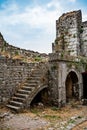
24,83,36,87
22,86,33,91
29,76,41,80
6,64,45,112
27,79,39,83
9,101,23,107
12,97,25,102
15,93,28,98
6,104,20,112
17,89,31,95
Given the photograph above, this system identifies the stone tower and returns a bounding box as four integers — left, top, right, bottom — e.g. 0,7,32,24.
52,10,87,57
49,10,87,107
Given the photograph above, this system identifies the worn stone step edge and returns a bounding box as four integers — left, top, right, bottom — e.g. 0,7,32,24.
6,104,20,110
22,87,33,91
10,100,23,105
15,93,29,98
12,96,25,102
17,89,31,94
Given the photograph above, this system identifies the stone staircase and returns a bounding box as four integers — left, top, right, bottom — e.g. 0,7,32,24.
7,63,48,112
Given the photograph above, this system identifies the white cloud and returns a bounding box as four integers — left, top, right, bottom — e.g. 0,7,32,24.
0,4,61,32
47,0,61,9
83,14,87,21
0,0,81,53
0,0,63,53
68,0,76,2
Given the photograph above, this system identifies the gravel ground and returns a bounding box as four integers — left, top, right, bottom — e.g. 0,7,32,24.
0,112,49,130
0,102,87,130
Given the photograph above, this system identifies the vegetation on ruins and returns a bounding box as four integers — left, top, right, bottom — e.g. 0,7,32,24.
0,33,48,63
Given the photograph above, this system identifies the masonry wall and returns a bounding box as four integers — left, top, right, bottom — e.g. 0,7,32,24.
53,10,82,56
49,54,83,107
48,61,59,106
51,10,87,57
49,60,67,106
0,56,36,105
82,21,87,56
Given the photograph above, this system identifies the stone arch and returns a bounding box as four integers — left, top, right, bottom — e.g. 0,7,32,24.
29,85,49,107
65,70,79,102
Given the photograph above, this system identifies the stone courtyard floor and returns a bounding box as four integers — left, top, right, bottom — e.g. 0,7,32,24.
0,101,87,130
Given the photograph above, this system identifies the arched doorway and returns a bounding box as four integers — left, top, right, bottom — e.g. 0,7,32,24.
30,88,49,107
65,71,79,102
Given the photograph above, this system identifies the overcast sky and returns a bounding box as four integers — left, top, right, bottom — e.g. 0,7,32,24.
0,0,87,53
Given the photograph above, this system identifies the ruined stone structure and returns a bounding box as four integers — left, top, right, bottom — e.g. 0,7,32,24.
0,57,49,111
0,32,47,62
0,33,49,112
0,10,87,111
52,10,87,56
49,10,87,106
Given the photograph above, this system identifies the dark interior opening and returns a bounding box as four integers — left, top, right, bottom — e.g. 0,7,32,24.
30,88,49,107
65,71,79,102
82,72,87,99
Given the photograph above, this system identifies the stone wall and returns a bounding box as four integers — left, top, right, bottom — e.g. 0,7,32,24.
0,32,48,106
0,56,37,105
54,10,82,56
48,61,59,106
0,32,48,62
82,21,87,56
49,57,83,107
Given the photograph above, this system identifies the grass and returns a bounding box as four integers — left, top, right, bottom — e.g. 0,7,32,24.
68,119,76,124
30,108,39,114
34,56,42,62
30,108,43,115
30,107,61,121
43,114,61,121
51,106,60,111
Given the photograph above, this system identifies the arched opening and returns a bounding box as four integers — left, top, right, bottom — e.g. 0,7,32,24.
82,72,87,99
65,71,79,102
30,88,49,107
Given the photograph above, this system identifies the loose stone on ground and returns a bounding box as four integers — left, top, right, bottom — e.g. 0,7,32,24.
0,104,87,130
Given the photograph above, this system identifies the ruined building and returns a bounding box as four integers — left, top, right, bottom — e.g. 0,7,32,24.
52,10,87,56
0,10,87,111
49,10,87,106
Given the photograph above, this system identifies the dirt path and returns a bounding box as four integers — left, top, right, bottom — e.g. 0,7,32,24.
0,109,49,130
0,114,48,130
0,102,87,130
72,120,87,130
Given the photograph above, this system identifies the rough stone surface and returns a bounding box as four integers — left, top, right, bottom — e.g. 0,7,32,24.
53,10,87,57
0,57,39,104
0,10,87,109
